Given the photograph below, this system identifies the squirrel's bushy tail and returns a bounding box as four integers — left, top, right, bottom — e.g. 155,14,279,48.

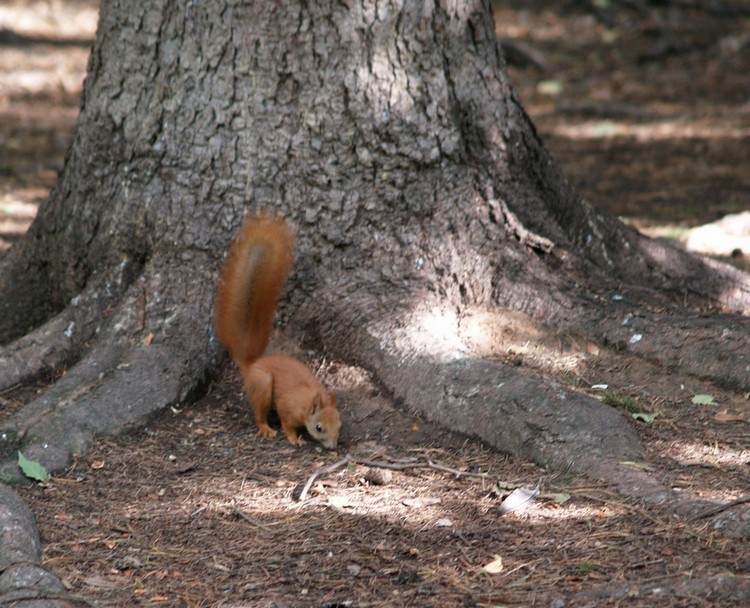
214,216,295,366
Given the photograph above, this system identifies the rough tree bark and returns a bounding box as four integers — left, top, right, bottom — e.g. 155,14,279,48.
0,0,748,531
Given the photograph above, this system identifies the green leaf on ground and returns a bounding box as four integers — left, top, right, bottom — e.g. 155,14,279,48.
546,492,572,504
692,394,716,405
631,412,659,425
18,451,49,482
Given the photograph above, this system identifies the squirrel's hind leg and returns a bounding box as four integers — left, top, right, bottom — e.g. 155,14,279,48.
244,364,276,438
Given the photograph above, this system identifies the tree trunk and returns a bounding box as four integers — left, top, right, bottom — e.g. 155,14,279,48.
1,0,748,531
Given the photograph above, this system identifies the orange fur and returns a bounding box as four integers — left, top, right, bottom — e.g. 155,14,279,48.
215,216,341,449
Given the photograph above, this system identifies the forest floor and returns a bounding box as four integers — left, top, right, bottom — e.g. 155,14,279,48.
1,1,749,607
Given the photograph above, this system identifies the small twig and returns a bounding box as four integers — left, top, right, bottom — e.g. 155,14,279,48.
630,558,666,569
297,454,489,501
354,457,429,471
232,506,275,533
356,456,487,478
692,495,750,521
427,460,489,479
0,382,22,396
298,454,352,501
574,492,669,527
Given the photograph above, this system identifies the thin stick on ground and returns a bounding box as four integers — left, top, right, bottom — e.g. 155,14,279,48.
297,454,490,502
692,495,750,520
231,505,275,534
298,454,352,501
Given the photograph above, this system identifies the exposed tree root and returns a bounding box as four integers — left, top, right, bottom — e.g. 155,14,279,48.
635,236,750,313
0,259,216,483
0,269,135,392
554,196,750,314
0,483,41,566
0,483,70,604
484,199,750,391
590,306,750,392
315,288,750,537
379,349,750,537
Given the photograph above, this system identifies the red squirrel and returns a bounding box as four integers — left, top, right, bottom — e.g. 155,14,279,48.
214,215,341,449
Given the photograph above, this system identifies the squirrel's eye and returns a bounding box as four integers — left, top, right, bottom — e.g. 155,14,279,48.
316,424,323,433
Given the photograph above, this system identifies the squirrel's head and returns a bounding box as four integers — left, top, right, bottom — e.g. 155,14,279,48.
305,390,341,449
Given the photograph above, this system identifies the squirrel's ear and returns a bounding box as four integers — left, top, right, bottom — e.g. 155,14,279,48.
329,391,337,408
311,393,322,412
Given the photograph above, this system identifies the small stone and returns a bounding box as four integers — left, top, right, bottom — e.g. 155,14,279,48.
364,468,393,486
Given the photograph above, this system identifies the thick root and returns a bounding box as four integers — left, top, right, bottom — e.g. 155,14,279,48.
0,266,139,392
0,260,216,483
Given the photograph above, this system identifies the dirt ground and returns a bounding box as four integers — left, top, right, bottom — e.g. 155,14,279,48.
2,1,749,607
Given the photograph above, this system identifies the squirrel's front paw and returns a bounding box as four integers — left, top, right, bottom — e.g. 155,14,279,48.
284,432,305,446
